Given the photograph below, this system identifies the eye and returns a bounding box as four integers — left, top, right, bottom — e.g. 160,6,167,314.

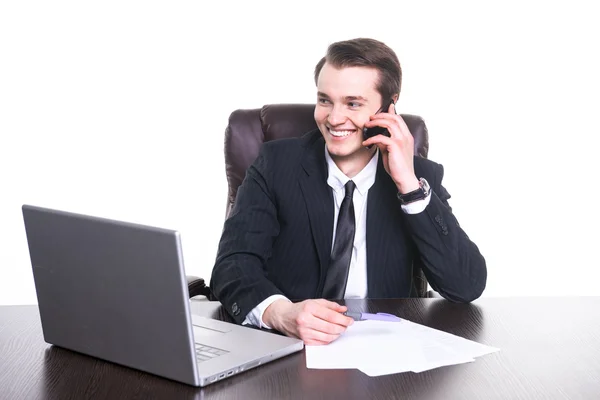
318,98,331,105
348,101,362,108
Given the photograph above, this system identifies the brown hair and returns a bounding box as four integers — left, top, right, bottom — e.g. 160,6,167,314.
314,38,402,105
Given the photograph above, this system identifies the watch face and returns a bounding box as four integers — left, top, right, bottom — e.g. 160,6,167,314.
420,178,430,195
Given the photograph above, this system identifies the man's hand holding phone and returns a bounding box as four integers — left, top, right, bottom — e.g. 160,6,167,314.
262,299,354,345
362,102,420,194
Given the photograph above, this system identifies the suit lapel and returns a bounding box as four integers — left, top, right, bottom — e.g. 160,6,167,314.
298,132,334,293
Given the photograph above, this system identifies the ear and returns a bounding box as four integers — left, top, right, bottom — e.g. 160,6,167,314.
392,94,399,104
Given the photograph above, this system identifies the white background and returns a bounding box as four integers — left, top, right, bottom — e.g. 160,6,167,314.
1,1,599,306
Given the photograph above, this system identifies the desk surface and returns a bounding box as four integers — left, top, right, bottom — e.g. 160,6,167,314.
1,297,599,399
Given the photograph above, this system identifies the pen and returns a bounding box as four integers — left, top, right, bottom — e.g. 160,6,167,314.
343,311,402,322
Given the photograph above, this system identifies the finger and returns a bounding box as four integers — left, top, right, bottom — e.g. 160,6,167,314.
394,114,413,142
300,311,350,336
388,102,396,114
298,327,341,344
297,305,352,333
314,299,347,312
296,304,351,334
311,305,354,328
368,113,412,140
375,142,388,155
304,341,328,346
369,108,402,123
395,113,411,135
362,133,396,149
303,337,336,346
364,117,402,140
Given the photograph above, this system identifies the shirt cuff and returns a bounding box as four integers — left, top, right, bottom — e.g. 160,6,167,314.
242,294,291,329
400,191,432,214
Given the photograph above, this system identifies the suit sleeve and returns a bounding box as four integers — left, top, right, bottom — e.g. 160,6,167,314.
403,163,487,302
209,146,285,324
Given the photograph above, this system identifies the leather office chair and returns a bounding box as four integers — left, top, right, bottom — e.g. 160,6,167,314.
186,104,431,299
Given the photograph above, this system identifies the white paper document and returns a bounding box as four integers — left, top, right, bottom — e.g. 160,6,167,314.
305,319,499,376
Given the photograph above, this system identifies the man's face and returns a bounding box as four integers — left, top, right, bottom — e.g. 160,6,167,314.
314,62,383,161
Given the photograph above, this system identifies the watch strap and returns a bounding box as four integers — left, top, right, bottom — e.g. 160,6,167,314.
397,178,430,205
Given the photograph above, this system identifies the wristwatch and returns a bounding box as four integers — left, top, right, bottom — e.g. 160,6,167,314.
397,178,430,205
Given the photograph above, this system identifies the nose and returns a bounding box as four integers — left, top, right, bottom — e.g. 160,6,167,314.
327,105,347,126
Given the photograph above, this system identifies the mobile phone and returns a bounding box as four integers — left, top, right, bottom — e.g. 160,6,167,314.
362,99,395,141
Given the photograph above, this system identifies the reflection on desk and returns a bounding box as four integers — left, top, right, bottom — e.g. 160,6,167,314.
1,297,600,399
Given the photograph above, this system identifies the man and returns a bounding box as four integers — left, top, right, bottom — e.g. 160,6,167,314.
210,38,486,345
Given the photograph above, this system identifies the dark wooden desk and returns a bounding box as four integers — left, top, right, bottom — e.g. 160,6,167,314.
1,298,599,399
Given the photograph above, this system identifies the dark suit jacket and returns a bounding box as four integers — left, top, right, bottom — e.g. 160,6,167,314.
210,129,487,324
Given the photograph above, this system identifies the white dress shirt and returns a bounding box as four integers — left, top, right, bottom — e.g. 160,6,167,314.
243,147,432,328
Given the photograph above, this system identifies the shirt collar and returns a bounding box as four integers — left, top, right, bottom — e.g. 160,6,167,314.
324,145,378,196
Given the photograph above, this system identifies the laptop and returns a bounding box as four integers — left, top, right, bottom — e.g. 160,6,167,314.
21,204,304,387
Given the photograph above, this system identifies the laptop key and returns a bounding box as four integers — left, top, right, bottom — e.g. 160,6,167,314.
197,350,218,358
194,343,230,363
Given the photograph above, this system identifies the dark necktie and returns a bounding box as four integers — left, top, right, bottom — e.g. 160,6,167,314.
322,180,356,299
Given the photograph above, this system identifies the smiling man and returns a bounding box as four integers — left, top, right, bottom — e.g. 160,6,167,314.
210,38,487,345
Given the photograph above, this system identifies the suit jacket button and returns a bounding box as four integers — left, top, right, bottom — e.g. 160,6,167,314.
435,215,442,223
232,303,240,316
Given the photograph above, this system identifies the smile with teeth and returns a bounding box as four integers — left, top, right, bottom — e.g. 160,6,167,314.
328,128,356,137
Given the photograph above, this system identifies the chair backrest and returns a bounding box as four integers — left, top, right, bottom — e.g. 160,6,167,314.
223,104,431,297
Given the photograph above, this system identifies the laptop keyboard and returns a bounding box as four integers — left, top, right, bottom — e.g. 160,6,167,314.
195,343,229,363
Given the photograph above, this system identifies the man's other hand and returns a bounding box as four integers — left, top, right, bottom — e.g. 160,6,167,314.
262,298,354,345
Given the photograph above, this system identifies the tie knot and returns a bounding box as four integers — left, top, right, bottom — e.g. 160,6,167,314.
344,180,356,200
